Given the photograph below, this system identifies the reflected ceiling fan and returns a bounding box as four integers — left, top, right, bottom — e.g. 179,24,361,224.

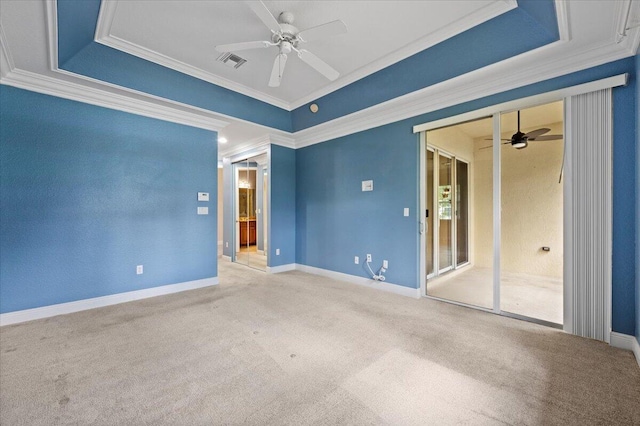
481,110,563,150
215,1,347,87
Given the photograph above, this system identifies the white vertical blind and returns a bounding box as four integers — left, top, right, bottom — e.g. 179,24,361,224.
565,88,612,342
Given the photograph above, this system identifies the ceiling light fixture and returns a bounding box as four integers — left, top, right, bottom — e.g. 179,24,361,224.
218,137,228,144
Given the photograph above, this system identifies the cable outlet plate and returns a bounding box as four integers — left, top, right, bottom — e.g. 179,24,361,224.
383,260,388,269
366,254,372,262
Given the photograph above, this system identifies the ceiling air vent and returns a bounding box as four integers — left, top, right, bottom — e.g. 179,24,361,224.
217,53,247,69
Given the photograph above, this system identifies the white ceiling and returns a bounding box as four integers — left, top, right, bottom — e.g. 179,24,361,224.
0,1,638,158
98,0,513,109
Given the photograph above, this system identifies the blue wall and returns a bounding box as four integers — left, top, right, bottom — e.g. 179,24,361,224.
57,0,292,132
269,145,296,267
295,57,638,335
296,124,419,287
0,86,218,314
290,0,559,131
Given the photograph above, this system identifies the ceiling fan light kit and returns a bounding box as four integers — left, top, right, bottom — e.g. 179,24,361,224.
215,1,347,88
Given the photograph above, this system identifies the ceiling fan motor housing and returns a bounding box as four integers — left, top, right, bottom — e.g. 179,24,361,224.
272,23,300,47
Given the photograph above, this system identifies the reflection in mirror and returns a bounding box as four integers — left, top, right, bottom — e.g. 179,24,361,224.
233,154,268,271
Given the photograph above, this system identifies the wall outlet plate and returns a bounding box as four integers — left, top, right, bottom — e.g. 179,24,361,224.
354,256,359,264
366,254,372,262
361,180,373,192
197,206,208,215
276,248,280,255
136,265,143,275
383,260,388,269
197,192,209,201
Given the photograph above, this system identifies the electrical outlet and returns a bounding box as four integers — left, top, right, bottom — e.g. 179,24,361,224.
276,248,280,255
366,254,372,263
383,260,388,269
136,265,143,275
354,256,359,264
225,242,228,247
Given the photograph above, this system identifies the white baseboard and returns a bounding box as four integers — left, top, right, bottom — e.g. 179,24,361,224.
267,263,296,274
221,255,231,262
295,264,421,299
0,277,219,327
610,332,640,368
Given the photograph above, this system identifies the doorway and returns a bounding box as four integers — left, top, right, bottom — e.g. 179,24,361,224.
233,153,268,271
423,101,564,326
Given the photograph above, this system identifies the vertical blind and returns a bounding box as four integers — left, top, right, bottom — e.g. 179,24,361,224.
566,88,612,342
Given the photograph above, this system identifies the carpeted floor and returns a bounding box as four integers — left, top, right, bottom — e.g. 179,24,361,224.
1,261,639,425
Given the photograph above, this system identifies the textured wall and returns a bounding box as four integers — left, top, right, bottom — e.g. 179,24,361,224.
474,121,564,278
0,86,218,313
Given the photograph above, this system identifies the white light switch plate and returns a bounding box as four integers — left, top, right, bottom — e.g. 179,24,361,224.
197,192,209,201
404,208,409,216
197,207,209,215
362,180,373,192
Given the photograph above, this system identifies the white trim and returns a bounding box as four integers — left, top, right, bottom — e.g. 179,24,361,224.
0,277,219,326
563,96,574,334
93,0,515,111
288,0,517,110
296,39,632,149
555,0,571,42
614,0,640,53
44,0,58,70
492,113,501,314
0,23,15,80
94,0,288,110
419,132,427,297
1,68,230,132
412,74,627,134
295,264,421,299
266,263,296,274
221,255,231,262
610,332,640,368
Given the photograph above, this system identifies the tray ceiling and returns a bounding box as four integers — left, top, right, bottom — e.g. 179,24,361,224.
96,0,515,109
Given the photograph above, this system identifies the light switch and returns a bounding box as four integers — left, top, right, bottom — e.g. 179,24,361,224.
362,180,373,192
197,207,209,215
197,192,209,201
404,208,409,217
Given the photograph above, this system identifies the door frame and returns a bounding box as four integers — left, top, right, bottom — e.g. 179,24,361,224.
416,74,625,337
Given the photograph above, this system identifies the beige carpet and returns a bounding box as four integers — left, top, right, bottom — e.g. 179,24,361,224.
1,261,639,425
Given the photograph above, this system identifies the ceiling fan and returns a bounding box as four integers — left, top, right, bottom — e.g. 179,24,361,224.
482,110,563,150
215,1,347,87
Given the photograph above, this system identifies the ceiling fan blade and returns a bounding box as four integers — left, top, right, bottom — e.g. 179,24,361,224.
524,128,550,139
297,49,339,81
268,54,288,87
298,20,348,42
479,142,511,150
484,138,512,141
529,134,563,141
216,40,271,52
246,0,282,34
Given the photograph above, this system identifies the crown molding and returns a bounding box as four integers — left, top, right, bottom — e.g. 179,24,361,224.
219,133,295,159
94,0,291,110
44,0,58,70
287,0,518,110
94,0,516,112
1,67,229,132
613,0,640,54
0,23,15,79
556,0,571,42
292,39,633,149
